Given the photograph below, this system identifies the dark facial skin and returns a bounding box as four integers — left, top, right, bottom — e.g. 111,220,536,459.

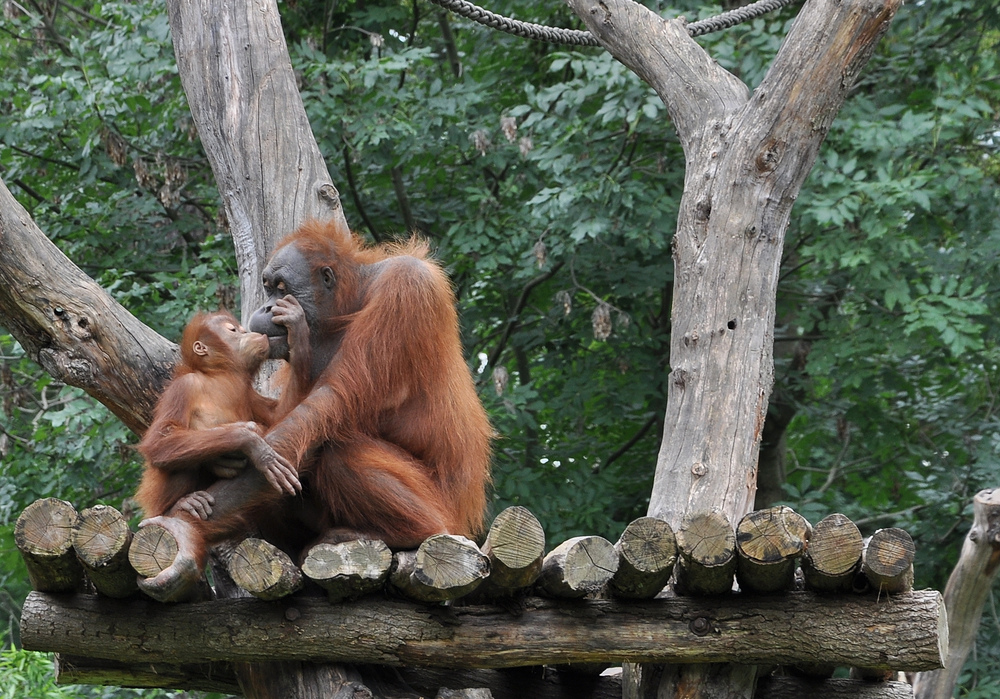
248,244,335,361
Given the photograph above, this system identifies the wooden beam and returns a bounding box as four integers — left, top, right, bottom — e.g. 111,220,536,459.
22,590,946,671
56,656,918,698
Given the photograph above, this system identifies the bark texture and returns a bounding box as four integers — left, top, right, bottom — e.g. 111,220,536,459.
21,590,946,671
565,0,901,694
0,180,176,433
913,488,1000,699
165,0,347,323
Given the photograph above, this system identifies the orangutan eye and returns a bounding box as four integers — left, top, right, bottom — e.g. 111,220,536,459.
276,282,287,293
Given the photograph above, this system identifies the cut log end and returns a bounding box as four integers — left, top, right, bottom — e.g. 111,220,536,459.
229,537,303,600
302,539,392,603
392,534,490,602
538,535,618,598
736,506,811,564
611,516,676,599
15,497,80,556
128,524,179,579
483,506,545,571
15,498,84,592
74,505,132,568
863,528,916,594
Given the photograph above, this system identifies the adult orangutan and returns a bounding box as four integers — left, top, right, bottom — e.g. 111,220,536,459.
137,219,492,601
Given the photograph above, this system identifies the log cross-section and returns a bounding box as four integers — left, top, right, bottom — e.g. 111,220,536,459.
20,590,947,671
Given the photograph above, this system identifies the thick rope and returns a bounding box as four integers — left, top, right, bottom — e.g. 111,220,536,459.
427,0,800,44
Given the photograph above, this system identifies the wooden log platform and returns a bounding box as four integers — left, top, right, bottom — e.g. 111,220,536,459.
72,504,138,599
52,655,920,698
801,513,862,593
14,497,84,593
735,506,811,594
20,589,947,671
302,539,392,603
674,511,736,595
610,516,676,599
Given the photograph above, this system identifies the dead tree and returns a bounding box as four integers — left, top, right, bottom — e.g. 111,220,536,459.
564,0,901,695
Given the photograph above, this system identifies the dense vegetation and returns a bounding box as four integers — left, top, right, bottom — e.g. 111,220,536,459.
1,0,997,695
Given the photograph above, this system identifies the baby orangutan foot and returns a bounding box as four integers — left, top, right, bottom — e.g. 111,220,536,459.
129,515,207,602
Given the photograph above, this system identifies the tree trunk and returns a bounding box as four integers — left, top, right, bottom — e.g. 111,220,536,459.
163,1,361,694
165,0,347,322
913,488,1000,699
0,180,175,433
566,0,901,695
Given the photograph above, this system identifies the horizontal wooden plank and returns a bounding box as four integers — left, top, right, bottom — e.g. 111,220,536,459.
21,589,946,671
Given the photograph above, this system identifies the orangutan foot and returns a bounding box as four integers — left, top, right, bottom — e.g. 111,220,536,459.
129,516,207,602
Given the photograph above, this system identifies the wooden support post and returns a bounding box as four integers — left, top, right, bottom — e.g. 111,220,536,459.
801,513,863,593
72,505,138,599
537,536,618,598
229,538,304,600
675,511,736,595
14,498,84,593
735,506,811,594
390,534,489,602
301,539,392,603
610,516,676,599
862,527,915,594
913,488,1000,699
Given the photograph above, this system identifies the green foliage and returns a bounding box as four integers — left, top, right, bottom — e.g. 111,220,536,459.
0,647,232,698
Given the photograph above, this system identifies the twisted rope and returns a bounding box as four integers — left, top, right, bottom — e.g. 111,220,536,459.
426,0,800,44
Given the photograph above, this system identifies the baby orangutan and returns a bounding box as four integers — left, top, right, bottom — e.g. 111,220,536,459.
135,309,305,522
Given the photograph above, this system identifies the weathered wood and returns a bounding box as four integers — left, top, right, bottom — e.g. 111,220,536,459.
735,506,811,594
128,523,209,602
566,0,901,694
238,661,371,699
55,656,625,698
478,506,545,594
436,689,492,699
674,511,736,596
863,528,915,594
72,504,138,599
610,516,676,599
0,182,176,434
390,535,489,602
756,676,914,699
801,513,863,593
302,539,392,603
913,488,1000,699
229,537,304,601
165,0,346,324
128,523,178,579
537,536,619,598
55,654,241,694
20,590,947,671
14,498,84,593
